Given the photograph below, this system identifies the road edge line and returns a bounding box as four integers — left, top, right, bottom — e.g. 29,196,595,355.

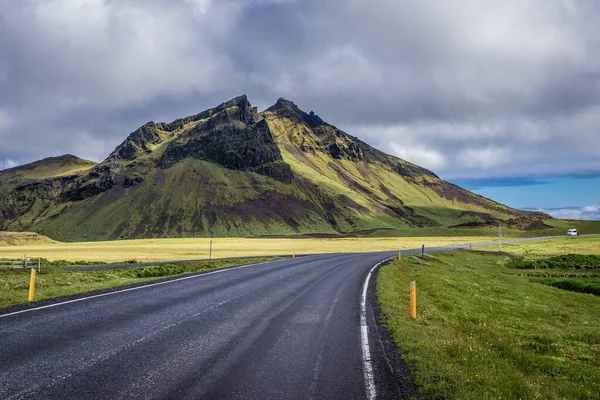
361,256,393,400
0,258,285,319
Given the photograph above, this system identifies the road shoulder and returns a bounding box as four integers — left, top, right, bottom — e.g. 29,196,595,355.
366,259,419,399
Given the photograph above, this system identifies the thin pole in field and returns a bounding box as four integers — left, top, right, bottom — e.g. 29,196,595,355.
498,222,502,252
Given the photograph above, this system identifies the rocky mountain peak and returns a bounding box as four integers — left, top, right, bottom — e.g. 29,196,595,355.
158,95,292,183
107,122,166,161
223,94,250,108
187,94,258,126
106,95,259,163
270,97,300,111
265,98,329,130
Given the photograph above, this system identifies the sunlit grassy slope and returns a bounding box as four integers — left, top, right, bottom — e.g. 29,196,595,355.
23,159,330,241
264,110,514,223
0,155,96,181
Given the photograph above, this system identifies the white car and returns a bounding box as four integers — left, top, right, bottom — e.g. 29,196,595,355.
567,229,579,236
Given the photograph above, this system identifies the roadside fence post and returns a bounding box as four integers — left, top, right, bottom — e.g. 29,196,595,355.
410,281,416,319
28,268,37,302
421,244,425,260
209,240,213,261
498,222,502,252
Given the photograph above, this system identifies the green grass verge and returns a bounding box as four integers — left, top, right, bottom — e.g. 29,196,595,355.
377,251,600,399
0,258,276,309
0,257,138,267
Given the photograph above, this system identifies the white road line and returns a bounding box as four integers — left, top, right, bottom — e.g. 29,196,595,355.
0,259,284,319
360,257,393,400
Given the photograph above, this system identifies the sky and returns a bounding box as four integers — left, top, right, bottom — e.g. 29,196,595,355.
0,0,598,219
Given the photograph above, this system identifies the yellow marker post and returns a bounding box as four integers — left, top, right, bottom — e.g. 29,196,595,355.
28,268,37,302
292,251,296,258
398,251,401,261
410,281,416,319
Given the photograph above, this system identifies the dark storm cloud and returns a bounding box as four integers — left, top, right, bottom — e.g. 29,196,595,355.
0,0,599,179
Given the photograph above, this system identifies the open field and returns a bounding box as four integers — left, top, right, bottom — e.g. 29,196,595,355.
0,236,504,263
479,236,600,258
0,258,274,309
378,246,600,398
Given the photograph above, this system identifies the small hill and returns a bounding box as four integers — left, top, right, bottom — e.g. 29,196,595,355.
0,95,549,241
0,155,97,181
0,231,56,246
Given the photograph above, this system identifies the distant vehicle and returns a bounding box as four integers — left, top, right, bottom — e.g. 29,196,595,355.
567,229,579,236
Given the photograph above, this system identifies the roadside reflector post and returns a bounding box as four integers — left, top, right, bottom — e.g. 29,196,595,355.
498,222,502,252
293,251,296,258
421,244,425,260
398,250,401,261
209,240,213,261
28,268,37,302
24,254,27,269
38,258,41,273
410,281,416,319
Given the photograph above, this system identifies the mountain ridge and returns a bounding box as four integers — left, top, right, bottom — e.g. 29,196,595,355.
0,95,549,241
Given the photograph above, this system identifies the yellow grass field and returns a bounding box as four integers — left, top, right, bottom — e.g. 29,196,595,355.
0,236,503,263
479,236,600,258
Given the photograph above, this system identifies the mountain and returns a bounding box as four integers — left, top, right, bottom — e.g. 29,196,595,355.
0,95,549,241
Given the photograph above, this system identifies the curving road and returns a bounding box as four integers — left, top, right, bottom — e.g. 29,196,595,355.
1,252,407,400
1,235,595,399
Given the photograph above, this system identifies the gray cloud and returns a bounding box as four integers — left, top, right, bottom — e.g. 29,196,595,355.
0,0,599,180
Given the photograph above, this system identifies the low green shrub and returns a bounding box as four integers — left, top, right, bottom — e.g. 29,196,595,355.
510,254,600,269
539,278,600,296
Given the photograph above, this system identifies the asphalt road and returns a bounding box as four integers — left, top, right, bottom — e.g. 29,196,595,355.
1,252,408,400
